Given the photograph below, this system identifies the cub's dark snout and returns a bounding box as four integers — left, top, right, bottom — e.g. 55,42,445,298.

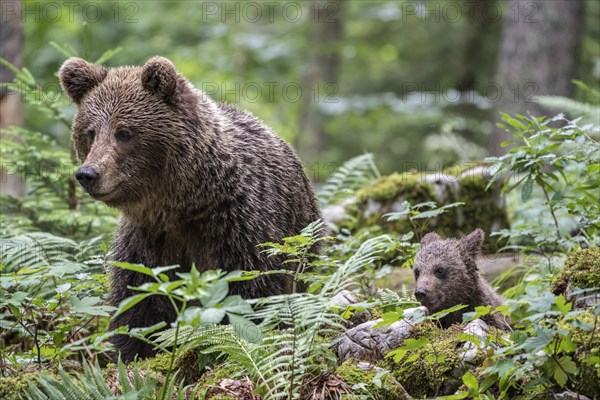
415,287,427,302
75,166,99,191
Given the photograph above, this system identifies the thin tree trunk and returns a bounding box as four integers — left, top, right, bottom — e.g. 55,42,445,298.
489,0,585,155
0,0,25,197
297,0,344,168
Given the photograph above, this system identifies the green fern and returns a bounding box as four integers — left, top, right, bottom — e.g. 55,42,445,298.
24,359,191,400
317,153,380,206
538,80,600,127
537,96,599,126
154,233,393,399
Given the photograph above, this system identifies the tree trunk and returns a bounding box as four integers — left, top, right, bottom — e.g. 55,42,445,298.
489,0,585,155
0,0,25,197
297,0,344,169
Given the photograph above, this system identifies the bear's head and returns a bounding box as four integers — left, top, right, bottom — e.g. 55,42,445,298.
59,56,196,208
412,229,484,314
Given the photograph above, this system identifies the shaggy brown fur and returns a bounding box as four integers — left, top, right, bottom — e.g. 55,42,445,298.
413,229,510,330
59,56,322,362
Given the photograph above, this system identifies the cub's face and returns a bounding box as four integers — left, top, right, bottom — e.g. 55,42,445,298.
412,229,485,313
59,57,185,207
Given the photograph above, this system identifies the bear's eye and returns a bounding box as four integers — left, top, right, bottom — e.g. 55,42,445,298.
414,269,420,279
434,267,446,278
115,128,133,142
84,129,95,144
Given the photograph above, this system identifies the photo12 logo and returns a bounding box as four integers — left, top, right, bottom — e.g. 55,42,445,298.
1,1,139,23
200,1,340,23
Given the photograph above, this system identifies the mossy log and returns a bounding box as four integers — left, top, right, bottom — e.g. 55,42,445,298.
323,165,509,252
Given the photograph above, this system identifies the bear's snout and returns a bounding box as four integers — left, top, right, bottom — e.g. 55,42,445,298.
415,287,427,302
75,166,100,191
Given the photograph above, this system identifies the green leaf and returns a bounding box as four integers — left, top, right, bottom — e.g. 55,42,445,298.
386,337,429,363
115,293,152,316
430,304,468,319
71,296,114,316
553,364,568,387
462,305,492,322
228,313,262,343
559,355,577,374
553,295,572,315
55,283,71,294
200,280,229,307
521,174,533,202
112,262,156,278
462,370,479,390
221,295,254,315
201,307,226,324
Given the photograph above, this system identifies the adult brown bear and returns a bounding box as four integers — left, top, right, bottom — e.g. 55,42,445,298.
59,56,322,362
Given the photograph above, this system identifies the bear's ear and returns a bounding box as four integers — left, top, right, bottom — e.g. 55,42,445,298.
59,58,108,104
459,228,484,259
141,56,178,104
421,232,442,247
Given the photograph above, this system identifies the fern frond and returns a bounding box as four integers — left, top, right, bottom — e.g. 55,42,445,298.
0,233,77,271
318,153,380,206
25,359,166,400
154,324,268,388
321,234,394,296
538,95,599,126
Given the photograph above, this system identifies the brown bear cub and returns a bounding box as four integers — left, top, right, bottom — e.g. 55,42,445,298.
413,229,511,330
59,56,322,362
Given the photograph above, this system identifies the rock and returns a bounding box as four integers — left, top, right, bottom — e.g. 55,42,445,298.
551,247,600,308
554,391,591,400
335,306,427,363
330,290,372,326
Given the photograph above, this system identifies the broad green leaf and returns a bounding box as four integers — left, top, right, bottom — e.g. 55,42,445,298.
521,174,533,202
112,262,156,278
228,313,262,343
115,293,152,316
200,280,229,307
553,295,572,315
71,296,114,316
201,307,226,324
462,370,479,390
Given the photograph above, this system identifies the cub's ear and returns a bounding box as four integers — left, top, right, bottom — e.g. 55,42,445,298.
141,56,178,103
459,228,484,259
59,58,108,103
421,232,442,247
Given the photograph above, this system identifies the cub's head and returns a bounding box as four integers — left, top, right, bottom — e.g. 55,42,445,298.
59,56,195,207
412,229,485,313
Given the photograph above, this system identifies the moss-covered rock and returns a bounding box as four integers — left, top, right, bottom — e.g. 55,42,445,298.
325,164,509,254
0,372,40,400
138,352,172,375
551,247,600,296
383,322,488,398
193,362,246,398
336,359,411,400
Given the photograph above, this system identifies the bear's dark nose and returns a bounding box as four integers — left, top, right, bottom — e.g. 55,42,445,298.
75,166,99,190
415,287,427,302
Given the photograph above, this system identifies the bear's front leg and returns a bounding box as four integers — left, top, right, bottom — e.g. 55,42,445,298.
108,224,179,362
109,268,178,362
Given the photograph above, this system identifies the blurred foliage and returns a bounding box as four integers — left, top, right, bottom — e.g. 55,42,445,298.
19,0,600,176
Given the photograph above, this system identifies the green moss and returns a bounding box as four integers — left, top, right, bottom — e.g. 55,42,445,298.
344,168,509,256
139,352,172,375
356,173,432,203
558,309,600,398
195,362,243,390
0,373,39,400
336,359,407,400
551,247,600,295
384,322,484,398
209,395,235,400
